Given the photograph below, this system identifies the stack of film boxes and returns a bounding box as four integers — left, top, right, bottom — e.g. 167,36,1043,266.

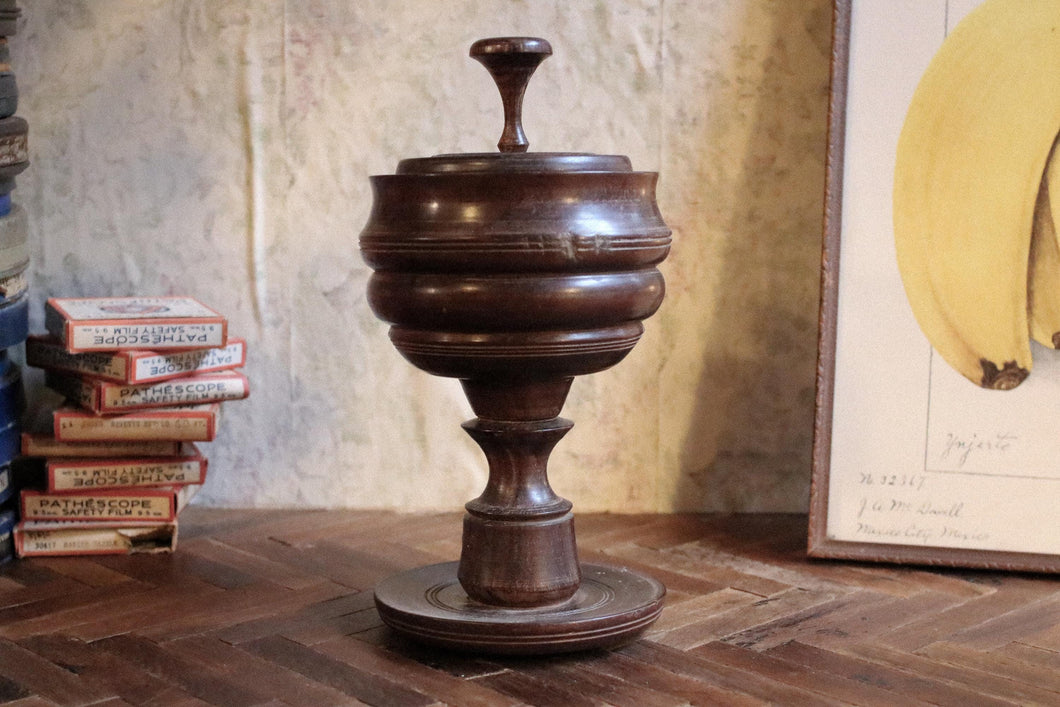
11,296,248,557
0,0,26,565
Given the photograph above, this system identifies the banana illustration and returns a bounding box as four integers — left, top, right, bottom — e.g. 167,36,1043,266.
1029,141,1060,350
893,0,1060,389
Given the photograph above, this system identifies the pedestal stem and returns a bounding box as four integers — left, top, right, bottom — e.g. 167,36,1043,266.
458,414,580,607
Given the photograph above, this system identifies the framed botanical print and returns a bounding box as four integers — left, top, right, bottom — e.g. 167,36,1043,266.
809,0,1060,572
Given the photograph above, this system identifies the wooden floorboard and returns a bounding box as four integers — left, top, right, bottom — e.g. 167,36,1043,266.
2,509,1059,706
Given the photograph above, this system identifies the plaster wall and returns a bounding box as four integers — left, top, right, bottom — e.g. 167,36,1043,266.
12,0,832,512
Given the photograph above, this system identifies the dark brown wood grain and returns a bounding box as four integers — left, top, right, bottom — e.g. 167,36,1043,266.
0,508,1057,705
358,36,671,652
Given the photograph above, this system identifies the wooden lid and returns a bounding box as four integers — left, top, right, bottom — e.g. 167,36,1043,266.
396,152,631,175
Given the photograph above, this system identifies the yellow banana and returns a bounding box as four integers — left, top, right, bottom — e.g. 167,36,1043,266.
893,0,1060,389
1029,140,1060,350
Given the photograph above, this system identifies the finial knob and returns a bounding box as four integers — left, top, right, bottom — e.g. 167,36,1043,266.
470,37,552,153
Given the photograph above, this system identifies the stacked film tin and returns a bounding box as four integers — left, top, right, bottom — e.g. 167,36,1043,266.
0,0,24,564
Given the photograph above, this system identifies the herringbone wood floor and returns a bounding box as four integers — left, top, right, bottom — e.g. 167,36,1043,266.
2,509,1060,705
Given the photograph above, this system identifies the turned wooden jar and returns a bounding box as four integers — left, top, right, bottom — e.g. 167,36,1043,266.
360,37,671,654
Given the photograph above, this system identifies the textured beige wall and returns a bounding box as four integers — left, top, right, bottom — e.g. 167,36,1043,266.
12,0,832,512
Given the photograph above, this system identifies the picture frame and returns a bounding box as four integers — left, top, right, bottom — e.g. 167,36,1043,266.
808,0,1060,573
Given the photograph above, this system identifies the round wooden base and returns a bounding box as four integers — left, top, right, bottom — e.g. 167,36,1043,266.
374,561,665,655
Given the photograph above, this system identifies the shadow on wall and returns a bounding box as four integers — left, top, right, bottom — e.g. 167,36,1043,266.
673,1,833,512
